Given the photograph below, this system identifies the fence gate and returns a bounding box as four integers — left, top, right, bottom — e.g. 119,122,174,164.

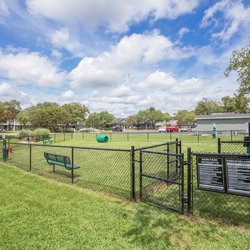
139,149,185,214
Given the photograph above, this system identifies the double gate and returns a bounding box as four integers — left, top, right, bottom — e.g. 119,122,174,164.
139,141,187,214
139,139,249,223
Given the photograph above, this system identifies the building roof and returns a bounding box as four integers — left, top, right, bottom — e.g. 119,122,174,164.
196,113,250,120
112,118,127,124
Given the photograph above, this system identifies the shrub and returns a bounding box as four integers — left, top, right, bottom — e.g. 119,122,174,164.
32,128,50,139
64,128,75,133
19,130,32,139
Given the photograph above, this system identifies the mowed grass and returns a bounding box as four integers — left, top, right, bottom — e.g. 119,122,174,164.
0,163,250,250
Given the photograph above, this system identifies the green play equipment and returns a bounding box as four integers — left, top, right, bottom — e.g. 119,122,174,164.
96,136,109,143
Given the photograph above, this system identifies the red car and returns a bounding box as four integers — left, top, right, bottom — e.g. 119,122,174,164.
166,126,179,132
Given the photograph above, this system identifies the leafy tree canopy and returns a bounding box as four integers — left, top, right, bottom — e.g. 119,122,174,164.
136,107,165,129
174,110,195,127
194,98,222,115
225,40,250,94
63,103,89,125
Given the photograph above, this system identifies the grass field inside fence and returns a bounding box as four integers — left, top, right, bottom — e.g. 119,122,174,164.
1,163,249,249
3,134,250,227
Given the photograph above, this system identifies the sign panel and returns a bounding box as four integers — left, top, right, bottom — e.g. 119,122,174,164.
226,159,250,196
197,157,224,192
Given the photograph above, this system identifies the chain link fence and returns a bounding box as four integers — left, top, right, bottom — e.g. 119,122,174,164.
218,138,250,154
190,153,250,227
1,141,133,199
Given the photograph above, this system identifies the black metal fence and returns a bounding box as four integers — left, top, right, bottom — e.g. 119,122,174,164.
189,151,250,227
70,130,247,143
1,138,249,226
218,138,250,154
0,140,180,200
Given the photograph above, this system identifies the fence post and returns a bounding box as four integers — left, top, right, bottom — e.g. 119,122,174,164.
187,147,192,214
218,138,221,154
139,150,142,200
181,153,185,215
110,133,112,142
127,133,129,142
170,131,172,141
71,147,74,184
147,133,149,142
64,133,66,141
71,133,73,139
167,143,170,179
230,130,233,141
3,139,7,162
197,131,200,143
29,144,32,171
175,138,178,175
82,132,85,140
131,146,136,201
54,134,56,143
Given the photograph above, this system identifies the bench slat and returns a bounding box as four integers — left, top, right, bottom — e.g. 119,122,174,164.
44,152,80,170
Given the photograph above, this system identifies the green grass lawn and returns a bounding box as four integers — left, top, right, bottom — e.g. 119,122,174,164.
4,134,250,227
0,163,249,249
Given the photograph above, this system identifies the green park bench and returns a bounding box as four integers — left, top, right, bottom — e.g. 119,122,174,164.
41,136,53,144
44,152,80,182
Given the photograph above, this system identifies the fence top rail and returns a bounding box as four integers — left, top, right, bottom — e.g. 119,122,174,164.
135,140,179,151
1,141,132,152
141,150,182,157
220,140,249,144
192,152,250,158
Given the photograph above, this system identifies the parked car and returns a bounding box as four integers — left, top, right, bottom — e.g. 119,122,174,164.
166,126,179,132
158,126,167,132
112,126,123,132
179,127,190,132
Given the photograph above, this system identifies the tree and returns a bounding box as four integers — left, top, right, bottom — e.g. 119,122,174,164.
99,111,115,129
4,100,21,119
194,98,222,115
175,110,195,127
136,107,165,129
234,93,249,113
164,113,171,122
221,93,249,113
225,40,250,94
85,111,115,129
29,102,66,131
63,103,89,127
86,113,100,128
126,115,137,128
221,96,235,113
17,110,29,128
0,102,7,123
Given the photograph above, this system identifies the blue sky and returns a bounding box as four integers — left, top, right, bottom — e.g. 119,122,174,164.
0,0,250,116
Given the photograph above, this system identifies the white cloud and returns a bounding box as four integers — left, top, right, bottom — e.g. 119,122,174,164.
51,27,69,47
69,32,193,88
178,27,190,39
0,50,66,87
0,82,12,95
0,0,9,17
27,0,200,33
50,27,84,55
110,85,131,98
61,89,74,99
172,77,204,94
201,0,250,41
138,71,176,90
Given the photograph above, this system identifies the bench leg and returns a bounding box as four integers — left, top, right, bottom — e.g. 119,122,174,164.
71,168,74,184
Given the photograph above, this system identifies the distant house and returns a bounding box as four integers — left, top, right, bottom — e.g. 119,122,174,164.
111,118,127,128
196,113,250,131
